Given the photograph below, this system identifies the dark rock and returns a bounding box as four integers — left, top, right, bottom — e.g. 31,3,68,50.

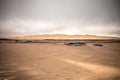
93,43,103,46
65,42,86,46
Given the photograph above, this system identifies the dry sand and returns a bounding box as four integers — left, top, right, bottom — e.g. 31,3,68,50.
9,34,119,40
0,40,120,80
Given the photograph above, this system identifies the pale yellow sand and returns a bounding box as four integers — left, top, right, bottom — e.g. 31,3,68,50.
0,42,120,80
9,34,119,40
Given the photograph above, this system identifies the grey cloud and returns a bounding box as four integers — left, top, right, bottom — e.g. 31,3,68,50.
0,0,120,37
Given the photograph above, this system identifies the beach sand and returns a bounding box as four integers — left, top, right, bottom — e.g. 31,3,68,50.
0,40,120,80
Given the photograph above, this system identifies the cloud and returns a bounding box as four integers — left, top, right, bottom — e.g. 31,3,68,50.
0,0,120,37
0,19,119,37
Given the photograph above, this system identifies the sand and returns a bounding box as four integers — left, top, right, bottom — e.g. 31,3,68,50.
0,41,120,80
9,34,120,40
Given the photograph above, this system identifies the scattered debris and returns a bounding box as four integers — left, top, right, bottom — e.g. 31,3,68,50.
65,42,86,46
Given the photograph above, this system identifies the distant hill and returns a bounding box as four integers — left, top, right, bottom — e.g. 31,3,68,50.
9,34,120,40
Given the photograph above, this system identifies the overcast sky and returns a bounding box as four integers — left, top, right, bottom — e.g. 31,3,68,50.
0,0,120,37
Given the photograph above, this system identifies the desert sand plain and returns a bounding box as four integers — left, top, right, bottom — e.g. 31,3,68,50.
0,35,120,80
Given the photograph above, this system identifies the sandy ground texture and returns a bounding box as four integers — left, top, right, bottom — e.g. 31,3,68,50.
9,34,120,40
0,42,120,80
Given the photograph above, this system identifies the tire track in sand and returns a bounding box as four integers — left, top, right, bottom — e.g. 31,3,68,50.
58,58,120,80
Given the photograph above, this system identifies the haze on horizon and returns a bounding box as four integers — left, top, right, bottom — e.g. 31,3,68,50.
0,0,120,37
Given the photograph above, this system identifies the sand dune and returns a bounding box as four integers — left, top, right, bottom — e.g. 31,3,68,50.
9,34,119,40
